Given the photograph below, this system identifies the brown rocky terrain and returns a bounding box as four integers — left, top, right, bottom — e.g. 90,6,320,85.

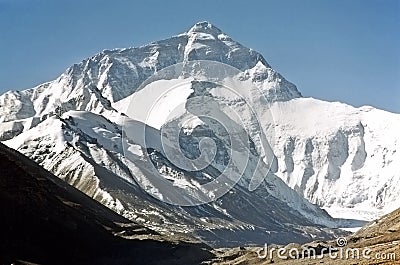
210,209,400,264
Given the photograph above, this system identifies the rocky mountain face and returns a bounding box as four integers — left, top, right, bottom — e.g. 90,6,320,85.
0,109,343,247
0,21,398,246
0,142,213,265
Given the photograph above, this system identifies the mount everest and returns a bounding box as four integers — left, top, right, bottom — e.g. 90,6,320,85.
0,21,398,246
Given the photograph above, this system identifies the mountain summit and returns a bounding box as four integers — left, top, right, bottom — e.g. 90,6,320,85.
0,22,399,246
0,22,301,124
187,21,224,35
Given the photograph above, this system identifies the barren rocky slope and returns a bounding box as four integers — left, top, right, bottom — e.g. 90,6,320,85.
0,142,213,265
211,208,400,264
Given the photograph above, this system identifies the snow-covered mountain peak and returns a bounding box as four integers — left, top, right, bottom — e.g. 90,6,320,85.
187,21,223,36
2,22,398,238
181,21,272,72
0,22,301,129
185,21,234,42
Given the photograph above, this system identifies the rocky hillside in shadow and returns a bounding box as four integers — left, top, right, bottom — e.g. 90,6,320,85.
0,142,213,265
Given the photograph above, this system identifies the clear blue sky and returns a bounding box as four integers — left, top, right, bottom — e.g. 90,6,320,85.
1,0,399,112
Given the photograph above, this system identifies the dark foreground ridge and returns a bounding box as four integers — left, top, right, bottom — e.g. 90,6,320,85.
0,142,213,265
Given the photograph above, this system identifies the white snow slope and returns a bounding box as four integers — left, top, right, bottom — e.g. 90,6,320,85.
269,98,400,221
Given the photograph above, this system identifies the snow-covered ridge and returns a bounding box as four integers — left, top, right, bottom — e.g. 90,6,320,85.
0,22,300,128
269,98,400,220
3,109,346,246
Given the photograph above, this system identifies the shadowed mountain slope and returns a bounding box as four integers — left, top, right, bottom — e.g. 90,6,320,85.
0,142,213,265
